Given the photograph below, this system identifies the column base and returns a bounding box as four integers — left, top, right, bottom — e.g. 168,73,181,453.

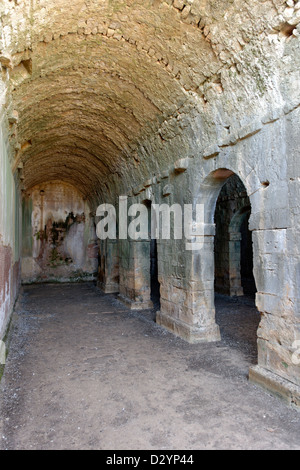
249,365,300,409
156,311,221,344
97,280,119,294
118,294,153,310
230,287,244,297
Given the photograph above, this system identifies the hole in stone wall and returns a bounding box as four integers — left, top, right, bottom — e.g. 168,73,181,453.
21,59,32,75
21,140,32,152
280,23,296,38
211,78,224,94
10,60,32,88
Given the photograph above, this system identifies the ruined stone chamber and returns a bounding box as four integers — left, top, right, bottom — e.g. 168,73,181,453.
0,0,299,407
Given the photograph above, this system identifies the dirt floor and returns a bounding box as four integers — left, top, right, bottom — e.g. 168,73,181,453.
0,282,299,450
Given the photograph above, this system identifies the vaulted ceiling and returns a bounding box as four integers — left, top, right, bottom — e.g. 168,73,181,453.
0,0,292,204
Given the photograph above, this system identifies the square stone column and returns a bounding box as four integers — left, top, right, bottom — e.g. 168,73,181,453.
156,225,221,343
118,239,153,310
249,228,300,406
97,239,119,294
228,232,244,297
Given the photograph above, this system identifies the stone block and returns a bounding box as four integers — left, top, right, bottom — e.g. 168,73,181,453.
174,157,190,172
162,184,172,197
249,365,300,409
156,310,221,344
203,144,220,159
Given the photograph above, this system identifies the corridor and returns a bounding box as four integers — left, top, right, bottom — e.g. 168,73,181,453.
0,283,299,450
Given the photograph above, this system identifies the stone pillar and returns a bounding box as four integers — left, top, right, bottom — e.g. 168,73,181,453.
215,231,244,296
249,228,300,406
228,231,244,297
118,239,153,310
156,224,221,343
97,239,119,294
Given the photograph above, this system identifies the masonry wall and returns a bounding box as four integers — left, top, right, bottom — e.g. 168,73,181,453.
0,115,21,341
115,113,300,399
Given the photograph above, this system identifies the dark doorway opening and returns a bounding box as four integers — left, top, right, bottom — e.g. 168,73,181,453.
213,173,259,361
150,238,160,309
144,200,161,310
214,174,256,299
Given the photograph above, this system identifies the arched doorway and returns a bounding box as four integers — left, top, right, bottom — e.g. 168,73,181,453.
157,167,261,346
214,175,256,298
213,173,260,358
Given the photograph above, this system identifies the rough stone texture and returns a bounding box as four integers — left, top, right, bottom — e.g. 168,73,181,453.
0,0,299,406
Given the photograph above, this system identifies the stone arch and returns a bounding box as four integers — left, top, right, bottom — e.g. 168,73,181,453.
155,162,262,344
193,166,262,224
213,171,256,298
176,166,261,344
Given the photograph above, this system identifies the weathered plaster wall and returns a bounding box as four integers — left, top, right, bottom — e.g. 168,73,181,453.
21,181,98,284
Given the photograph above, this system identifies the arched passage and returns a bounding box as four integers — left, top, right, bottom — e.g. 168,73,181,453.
0,0,299,413
178,167,262,345
214,174,256,298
